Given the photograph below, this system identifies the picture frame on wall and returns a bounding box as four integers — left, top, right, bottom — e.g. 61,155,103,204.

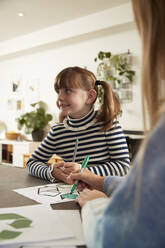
11,78,23,94
7,97,24,113
8,76,40,114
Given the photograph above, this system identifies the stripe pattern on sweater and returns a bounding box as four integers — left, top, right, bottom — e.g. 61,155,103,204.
26,109,130,181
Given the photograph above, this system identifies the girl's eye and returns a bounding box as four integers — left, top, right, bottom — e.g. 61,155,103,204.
65,89,72,94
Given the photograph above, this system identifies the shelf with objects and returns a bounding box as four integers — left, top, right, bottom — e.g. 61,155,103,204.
0,140,40,167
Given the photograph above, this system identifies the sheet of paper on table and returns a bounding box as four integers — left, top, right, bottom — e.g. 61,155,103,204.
0,205,84,247
13,183,79,205
0,205,72,247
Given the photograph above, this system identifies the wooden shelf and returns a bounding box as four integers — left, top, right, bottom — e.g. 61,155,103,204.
0,140,40,167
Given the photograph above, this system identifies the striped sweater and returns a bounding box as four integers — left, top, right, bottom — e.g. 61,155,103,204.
26,108,130,181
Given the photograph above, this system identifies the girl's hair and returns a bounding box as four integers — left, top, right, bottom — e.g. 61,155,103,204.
54,66,120,131
132,0,165,130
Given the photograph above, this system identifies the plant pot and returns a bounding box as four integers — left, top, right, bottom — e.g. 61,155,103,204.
32,129,44,141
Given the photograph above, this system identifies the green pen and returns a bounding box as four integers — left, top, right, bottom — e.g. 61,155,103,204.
70,155,89,194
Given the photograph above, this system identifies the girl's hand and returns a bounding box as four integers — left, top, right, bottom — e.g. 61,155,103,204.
51,163,68,183
56,162,81,175
76,188,108,207
67,169,105,191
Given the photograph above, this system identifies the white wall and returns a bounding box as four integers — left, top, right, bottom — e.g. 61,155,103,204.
0,2,143,135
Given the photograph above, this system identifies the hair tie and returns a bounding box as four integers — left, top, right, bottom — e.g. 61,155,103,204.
95,80,100,86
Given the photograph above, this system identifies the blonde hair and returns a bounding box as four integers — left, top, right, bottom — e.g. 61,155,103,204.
54,66,120,131
130,0,165,221
132,0,165,130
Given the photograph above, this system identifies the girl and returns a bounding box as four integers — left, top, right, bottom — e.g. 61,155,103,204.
26,66,130,183
69,1,165,247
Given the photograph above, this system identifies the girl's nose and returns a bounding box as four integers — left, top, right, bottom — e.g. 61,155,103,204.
58,91,64,100
57,94,64,108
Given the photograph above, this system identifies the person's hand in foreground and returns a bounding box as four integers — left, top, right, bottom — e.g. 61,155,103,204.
67,168,105,191
76,188,108,207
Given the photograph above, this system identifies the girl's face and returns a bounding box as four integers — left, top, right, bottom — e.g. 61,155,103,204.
56,87,94,119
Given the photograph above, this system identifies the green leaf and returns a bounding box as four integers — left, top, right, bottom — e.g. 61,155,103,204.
0,230,21,240
0,213,24,220
105,52,111,58
9,219,32,229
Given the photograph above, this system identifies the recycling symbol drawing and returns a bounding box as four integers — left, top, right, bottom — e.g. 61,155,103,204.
0,213,32,240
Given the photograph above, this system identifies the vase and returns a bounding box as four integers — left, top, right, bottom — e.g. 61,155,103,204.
32,129,44,141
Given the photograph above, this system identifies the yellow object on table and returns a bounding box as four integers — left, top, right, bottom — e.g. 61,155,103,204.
23,153,63,168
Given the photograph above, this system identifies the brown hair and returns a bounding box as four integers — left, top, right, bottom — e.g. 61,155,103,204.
132,0,165,130
54,66,120,131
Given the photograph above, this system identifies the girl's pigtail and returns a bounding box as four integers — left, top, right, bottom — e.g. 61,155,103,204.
96,81,121,131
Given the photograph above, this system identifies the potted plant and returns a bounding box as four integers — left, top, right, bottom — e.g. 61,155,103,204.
16,101,53,141
94,50,135,103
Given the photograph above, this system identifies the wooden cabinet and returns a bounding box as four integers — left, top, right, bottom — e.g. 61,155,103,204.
0,140,40,167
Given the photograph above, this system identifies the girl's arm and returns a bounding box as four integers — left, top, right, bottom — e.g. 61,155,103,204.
26,126,65,182
88,121,130,177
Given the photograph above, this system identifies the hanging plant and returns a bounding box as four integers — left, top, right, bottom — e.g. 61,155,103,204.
94,50,135,103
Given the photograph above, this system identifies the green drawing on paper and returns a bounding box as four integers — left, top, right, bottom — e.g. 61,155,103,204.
0,230,22,240
9,219,32,229
38,183,73,197
61,193,78,199
0,213,24,220
0,213,32,241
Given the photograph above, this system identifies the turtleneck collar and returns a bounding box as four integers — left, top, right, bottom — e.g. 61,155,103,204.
63,108,97,131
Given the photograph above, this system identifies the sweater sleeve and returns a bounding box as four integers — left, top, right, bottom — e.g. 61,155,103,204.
26,127,58,181
88,121,130,177
81,198,110,248
103,175,126,196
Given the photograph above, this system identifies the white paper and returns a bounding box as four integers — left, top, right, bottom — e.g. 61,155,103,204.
14,183,79,205
0,205,74,247
24,210,85,247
